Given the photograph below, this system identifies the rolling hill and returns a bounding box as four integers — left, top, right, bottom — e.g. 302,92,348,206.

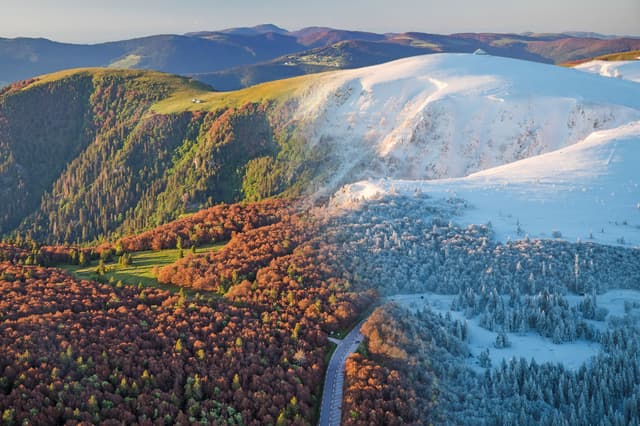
0,68,316,243
190,39,437,90
192,33,640,91
0,31,311,86
289,54,640,192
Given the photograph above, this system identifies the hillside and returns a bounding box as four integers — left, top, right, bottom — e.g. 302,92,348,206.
0,197,373,425
3,48,640,425
0,32,310,87
333,120,640,247
0,68,317,243
524,37,640,64
291,54,640,192
2,53,640,244
563,49,640,65
192,34,640,91
0,69,199,241
191,40,437,91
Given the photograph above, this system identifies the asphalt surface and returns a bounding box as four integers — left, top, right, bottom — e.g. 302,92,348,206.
318,321,365,426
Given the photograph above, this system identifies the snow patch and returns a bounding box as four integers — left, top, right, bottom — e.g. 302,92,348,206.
565,289,640,323
389,293,601,371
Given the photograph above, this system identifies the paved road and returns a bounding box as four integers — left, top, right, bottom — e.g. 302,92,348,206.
316,295,438,425
318,321,365,426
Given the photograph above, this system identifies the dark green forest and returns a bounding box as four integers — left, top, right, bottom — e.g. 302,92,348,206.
0,70,321,244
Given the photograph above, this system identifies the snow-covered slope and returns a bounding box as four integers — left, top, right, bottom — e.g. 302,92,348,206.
574,60,640,83
332,121,640,247
297,54,640,190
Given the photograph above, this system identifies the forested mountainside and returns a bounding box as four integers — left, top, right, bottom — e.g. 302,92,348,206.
0,198,375,425
3,192,638,425
191,39,436,91
0,69,322,243
2,50,640,245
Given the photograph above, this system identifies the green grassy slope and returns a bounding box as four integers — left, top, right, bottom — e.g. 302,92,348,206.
60,242,226,291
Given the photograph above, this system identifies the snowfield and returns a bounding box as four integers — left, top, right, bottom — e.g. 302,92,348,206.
297,53,640,190
575,60,640,83
565,289,640,331
332,120,640,247
389,293,601,371
319,54,640,417
321,54,640,247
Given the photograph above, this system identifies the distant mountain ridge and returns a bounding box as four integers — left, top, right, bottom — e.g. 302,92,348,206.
0,31,308,85
2,24,640,90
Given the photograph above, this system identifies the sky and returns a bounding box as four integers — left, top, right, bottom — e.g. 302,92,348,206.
1,0,638,43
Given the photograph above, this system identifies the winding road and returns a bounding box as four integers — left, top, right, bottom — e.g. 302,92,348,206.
318,321,365,426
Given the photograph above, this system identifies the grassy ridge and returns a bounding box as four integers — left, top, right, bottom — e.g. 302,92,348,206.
151,72,319,114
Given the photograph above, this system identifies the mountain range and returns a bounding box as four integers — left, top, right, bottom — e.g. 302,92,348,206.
2,24,640,91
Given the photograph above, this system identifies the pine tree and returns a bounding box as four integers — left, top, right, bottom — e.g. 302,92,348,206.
95,259,106,276
479,349,492,368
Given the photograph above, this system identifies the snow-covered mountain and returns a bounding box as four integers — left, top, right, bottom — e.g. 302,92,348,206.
332,120,640,247
296,54,640,192
574,59,640,83
316,54,640,420
306,54,640,247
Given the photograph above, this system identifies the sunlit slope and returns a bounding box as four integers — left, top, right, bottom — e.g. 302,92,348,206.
333,121,640,247
150,72,319,114
0,68,307,242
289,53,640,191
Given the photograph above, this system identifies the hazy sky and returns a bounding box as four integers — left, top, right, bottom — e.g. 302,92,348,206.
1,0,638,43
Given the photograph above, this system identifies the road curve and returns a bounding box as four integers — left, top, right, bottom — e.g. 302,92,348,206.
318,321,365,426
